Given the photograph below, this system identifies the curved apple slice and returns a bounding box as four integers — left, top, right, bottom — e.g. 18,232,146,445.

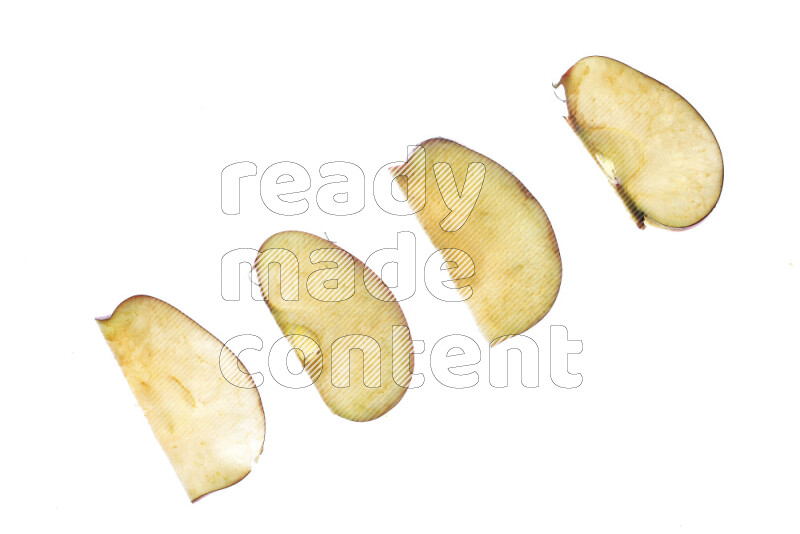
96,295,266,501
389,138,562,346
556,56,723,229
256,231,413,422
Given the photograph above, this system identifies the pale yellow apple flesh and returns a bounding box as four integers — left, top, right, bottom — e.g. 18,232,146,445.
256,231,413,422
390,138,562,346
97,295,266,501
557,56,723,229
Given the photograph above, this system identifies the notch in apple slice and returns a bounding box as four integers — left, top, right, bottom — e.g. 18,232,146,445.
389,138,562,346
555,56,723,229
256,231,414,422
96,295,266,502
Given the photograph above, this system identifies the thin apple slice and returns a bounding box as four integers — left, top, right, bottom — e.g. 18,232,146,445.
556,56,723,229
256,231,413,422
96,295,266,501
389,138,562,346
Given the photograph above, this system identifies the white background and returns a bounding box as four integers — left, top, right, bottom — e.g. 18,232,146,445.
2,1,799,532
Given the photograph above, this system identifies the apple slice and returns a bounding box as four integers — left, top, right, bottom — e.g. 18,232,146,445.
556,56,723,229
256,231,413,422
389,138,562,346
96,295,266,501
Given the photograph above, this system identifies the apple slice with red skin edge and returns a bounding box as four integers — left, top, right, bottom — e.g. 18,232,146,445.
256,231,414,422
96,295,266,502
555,56,723,229
389,138,562,346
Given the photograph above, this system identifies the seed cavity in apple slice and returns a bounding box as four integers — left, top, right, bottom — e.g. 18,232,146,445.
556,56,723,229
96,295,266,502
389,138,562,346
256,231,414,422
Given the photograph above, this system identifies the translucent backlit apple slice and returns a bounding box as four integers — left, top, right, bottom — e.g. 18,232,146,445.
256,231,413,422
389,138,562,346
96,295,266,501
556,56,723,229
